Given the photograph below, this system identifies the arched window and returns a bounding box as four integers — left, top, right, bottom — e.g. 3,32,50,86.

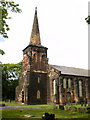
63,78,66,88
33,53,37,62
68,78,71,88
42,54,46,58
42,54,46,63
79,80,83,97
53,80,56,95
33,53,35,58
38,77,40,83
37,90,40,99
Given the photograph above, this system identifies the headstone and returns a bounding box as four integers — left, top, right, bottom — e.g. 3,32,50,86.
88,101,90,107
42,112,55,120
59,105,64,110
86,107,90,113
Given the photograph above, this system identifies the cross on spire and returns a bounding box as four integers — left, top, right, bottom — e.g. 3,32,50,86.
35,7,37,15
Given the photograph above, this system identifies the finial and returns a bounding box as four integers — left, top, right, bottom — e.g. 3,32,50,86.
35,7,37,15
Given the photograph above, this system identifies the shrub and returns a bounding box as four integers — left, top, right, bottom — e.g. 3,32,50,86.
0,103,5,107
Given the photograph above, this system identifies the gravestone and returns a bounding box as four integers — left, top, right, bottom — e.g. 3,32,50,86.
42,112,55,120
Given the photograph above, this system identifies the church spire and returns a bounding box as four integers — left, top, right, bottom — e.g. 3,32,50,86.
30,7,41,45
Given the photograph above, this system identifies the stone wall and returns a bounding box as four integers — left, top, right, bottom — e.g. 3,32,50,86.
16,44,49,104
48,66,90,104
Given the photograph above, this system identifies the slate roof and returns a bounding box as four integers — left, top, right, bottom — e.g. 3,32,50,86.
50,65,90,77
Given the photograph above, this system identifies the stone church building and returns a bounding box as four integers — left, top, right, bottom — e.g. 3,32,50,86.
16,8,90,105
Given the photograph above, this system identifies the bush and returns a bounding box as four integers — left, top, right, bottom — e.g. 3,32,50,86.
0,103,5,107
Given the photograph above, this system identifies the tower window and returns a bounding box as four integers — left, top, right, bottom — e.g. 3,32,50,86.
37,90,40,99
33,53,37,62
42,54,46,58
34,53,35,56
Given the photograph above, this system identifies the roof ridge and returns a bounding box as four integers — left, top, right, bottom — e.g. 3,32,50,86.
49,64,88,71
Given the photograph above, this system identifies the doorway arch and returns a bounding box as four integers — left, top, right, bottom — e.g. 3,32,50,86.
22,91,24,103
66,92,71,103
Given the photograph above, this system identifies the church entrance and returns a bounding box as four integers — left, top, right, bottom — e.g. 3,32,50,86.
66,92,71,104
22,91,24,103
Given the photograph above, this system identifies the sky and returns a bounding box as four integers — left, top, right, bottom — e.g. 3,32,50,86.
0,0,89,69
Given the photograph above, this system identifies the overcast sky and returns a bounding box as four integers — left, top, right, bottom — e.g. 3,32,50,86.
0,0,89,69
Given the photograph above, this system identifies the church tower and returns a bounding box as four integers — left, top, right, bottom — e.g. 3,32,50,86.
16,8,48,104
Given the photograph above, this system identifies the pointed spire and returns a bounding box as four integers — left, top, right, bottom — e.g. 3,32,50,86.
30,7,41,45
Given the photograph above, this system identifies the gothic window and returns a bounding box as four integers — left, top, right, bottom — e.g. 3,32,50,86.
68,78,71,88
33,53,36,59
41,54,46,70
53,80,56,95
42,54,46,58
42,54,46,63
79,80,83,97
34,53,35,57
37,90,40,99
33,53,37,62
38,77,40,83
63,78,66,89
33,53,35,60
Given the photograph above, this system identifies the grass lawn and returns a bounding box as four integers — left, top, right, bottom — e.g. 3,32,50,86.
1,102,90,120
2,109,90,119
0,101,53,108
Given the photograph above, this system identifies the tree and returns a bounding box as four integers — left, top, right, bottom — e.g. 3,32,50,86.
85,16,90,24
2,62,22,101
0,49,5,55
0,0,21,38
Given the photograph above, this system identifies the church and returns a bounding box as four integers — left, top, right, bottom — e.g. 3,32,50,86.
16,8,90,105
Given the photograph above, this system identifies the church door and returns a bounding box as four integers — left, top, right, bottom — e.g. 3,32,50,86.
22,91,24,103
66,92,71,103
